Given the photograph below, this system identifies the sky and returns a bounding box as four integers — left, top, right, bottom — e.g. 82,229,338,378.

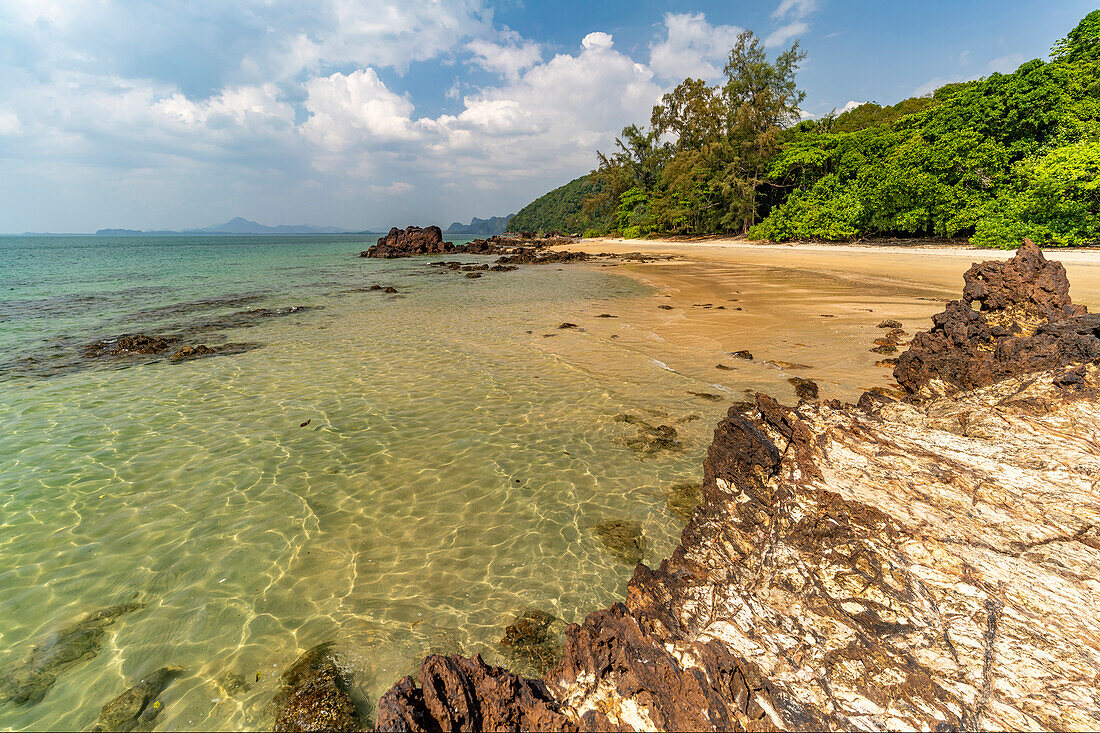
0,0,1095,232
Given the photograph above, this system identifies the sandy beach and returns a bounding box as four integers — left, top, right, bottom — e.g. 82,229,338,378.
557,237,1100,403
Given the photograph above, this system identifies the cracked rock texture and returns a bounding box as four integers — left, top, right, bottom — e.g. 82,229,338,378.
374,243,1100,732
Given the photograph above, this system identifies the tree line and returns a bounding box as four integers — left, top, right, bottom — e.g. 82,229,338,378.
509,12,1100,248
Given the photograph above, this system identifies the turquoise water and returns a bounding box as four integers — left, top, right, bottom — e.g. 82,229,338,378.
0,236,725,730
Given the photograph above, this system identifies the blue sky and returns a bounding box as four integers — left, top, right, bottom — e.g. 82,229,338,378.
0,0,1095,232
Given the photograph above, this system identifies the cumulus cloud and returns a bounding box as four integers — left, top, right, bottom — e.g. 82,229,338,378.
0,0,823,231
466,31,543,80
649,12,743,81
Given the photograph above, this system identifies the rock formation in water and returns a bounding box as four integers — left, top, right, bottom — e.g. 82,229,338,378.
895,239,1100,396
90,666,182,732
361,242,1100,731
0,603,144,706
269,642,365,732
360,226,454,258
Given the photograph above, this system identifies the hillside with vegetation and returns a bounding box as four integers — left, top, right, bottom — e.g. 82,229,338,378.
515,11,1100,248
507,175,609,234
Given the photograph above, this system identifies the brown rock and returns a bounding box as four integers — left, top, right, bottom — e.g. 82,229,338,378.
375,655,575,732
269,642,363,733
895,240,1100,396
361,226,454,258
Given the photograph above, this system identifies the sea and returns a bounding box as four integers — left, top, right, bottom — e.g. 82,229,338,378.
0,235,726,729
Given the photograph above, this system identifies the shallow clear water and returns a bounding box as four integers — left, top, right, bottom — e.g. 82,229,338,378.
0,236,725,730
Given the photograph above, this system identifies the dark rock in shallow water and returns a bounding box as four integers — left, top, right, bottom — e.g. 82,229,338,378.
787,376,819,401
558,323,577,329
465,272,482,279
90,665,183,732
0,603,144,706
616,414,683,454
361,226,453,258
666,482,703,520
499,610,563,676
877,319,903,329
269,642,363,733
589,519,645,565
730,350,753,360
375,654,574,732
383,287,397,294
895,239,1100,396
84,334,177,358
168,343,260,362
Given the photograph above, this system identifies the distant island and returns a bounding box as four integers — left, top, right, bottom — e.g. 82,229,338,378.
444,214,514,236
94,215,516,237
95,217,362,236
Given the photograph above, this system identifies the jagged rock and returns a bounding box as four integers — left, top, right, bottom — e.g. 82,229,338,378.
375,655,575,732
90,666,183,732
877,319,903,329
373,246,1100,732
589,520,645,566
0,603,144,706
269,642,363,732
495,248,587,265
896,239,1100,396
730,350,754,361
360,226,454,258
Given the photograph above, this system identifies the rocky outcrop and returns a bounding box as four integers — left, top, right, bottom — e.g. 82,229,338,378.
371,241,1100,732
360,226,454,258
895,239,1100,396
376,655,575,732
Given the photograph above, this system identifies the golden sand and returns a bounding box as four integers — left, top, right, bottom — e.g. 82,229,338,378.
561,237,1100,403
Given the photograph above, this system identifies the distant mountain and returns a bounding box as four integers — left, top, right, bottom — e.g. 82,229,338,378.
186,217,349,234
444,214,514,236
95,217,356,235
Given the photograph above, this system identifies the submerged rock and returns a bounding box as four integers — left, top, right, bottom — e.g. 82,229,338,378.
168,343,260,362
269,642,363,733
666,482,702,520
589,520,645,566
0,603,144,706
84,334,177,358
730,350,754,361
499,610,564,676
616,414,683,454
90,666,183,732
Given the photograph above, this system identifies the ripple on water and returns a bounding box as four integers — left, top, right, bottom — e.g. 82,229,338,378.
0,247,717,730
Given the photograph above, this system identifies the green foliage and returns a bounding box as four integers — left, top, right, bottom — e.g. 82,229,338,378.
512,13,1100,249
508,174,609,234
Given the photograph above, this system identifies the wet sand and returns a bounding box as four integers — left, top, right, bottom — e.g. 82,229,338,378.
559,237,1100,404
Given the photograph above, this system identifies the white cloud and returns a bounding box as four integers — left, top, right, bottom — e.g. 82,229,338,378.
765,21,808,48
466,31,542,80
301,69,419,152
772,0,817,21
839,99,863,113
649,12,743,81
